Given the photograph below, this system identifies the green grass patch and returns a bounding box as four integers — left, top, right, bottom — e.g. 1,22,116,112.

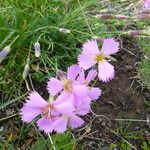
0,0,103,99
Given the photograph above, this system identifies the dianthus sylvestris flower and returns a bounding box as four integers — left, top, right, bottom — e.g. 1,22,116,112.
20,92,85,133
77,69,102,101
47,65,88,105
78,39,119,82
47,64,102,116
144,0,150,8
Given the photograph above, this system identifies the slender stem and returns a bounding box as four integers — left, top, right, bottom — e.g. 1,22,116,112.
9,35,19,46
48,133,56,150
0,113,19,121
25,79,30,91
106,126,137,150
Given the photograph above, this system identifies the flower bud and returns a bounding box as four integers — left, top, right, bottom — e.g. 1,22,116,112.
98,9,113,14
95,14,128,19
23,62,29,79
139,8,150,14
56,70,67,80
34,42,41,57
95,14,114,19
59,28,70,33
108,56,117,62
0,45,11,63
129,30,144,36
128,29,150,36
136,13,150,20
116,15,128,19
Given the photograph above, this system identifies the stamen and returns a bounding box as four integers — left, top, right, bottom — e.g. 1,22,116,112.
62,79,73,92
62,114,69,120
95,53,105,63
41,104,54,118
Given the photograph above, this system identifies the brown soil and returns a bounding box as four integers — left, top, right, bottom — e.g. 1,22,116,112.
78,37,150,150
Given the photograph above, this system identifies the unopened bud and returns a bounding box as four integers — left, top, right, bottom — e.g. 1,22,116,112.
98,9,113,14
128,29,150,36
34,42,41,57
95,14,114,19
0,45,11,63
23,62,29,79
136,13,150,20
108,56,117,62
129,30,144,36
59,28,70,33
139,8,150,14
95,14,128,19
116,15,128,19
57,70,67,80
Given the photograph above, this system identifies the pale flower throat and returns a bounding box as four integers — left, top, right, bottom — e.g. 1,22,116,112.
61,78,73,92
95,53,105,63
42,104,54,118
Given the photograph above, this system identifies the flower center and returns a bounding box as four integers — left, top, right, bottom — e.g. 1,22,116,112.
62,79,73,92
95,53,105,63
42,104,54,118
62,114,69,119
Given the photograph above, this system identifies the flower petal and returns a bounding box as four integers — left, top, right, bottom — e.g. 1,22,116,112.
78,54,96,70
37,117,53,134
47,78,63,96
53,117,68,133
53,92,67,104
86,69,97,84
24,92,48,108
101,38,119,56
75,100,91,115
88,87,102,101
144,0,150,8
55,100,74,115
82,40,99,55
20,92,48,123
68,115,84,129
73,84,88,98
77,71,85,84
98,61,115,82
67,64,81,80
20,106,41,123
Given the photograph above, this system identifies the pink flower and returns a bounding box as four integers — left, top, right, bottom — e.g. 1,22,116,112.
53,113,84,133
47,64,88,103
78,39,119,82
74,98,91,116
144,0,150,8
47,65,96,115
20,92,76,134
77,70,102,101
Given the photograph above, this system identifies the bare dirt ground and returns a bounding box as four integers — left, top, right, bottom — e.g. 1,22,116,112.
79,37,150,150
